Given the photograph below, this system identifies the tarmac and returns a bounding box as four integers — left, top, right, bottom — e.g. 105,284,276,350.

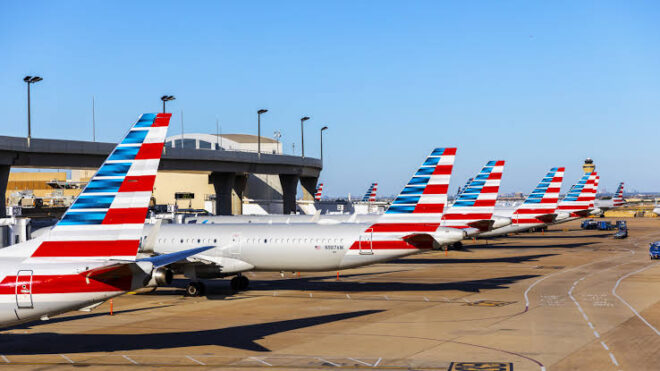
2,218,660,370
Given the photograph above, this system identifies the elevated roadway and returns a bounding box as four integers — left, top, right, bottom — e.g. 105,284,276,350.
0,135,322,217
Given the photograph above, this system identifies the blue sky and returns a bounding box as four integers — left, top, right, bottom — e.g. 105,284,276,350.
1,1,659,197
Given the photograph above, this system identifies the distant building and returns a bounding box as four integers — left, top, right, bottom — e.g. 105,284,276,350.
154,133,286,213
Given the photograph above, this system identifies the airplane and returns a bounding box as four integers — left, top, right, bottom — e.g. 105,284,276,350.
594,181,625,214
361,183,378,202
553,172,598,224
479,167,565,237
144,148,466,296
441,160,507,237
613,182,625,207
0,113,211,327
314,183,324,201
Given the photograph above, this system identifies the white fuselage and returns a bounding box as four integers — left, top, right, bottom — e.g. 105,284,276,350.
147,222,465,275
187,214,380,225
0,237,146,328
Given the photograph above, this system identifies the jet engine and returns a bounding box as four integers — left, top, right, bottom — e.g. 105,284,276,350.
144,268,173,287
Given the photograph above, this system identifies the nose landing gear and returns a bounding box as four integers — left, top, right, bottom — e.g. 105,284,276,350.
230,274,250,291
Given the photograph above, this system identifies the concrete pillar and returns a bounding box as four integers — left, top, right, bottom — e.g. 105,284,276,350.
279,174,299,214
232,174,248,215
300,176,319,202
0,165,9,218
209,172,247,216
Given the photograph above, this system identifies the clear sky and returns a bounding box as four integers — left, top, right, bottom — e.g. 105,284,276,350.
1,1,659,197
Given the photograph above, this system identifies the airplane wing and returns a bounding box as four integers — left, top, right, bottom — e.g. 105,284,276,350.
83,245,215,280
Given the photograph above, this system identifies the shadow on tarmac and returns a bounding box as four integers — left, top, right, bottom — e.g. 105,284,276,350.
391,253,558,264
503,233,611,239
202,274,540,297
0,310,382,354
463,241,597,250
2,305,173,331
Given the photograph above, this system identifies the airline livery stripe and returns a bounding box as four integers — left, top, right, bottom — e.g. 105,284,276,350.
135,142,165,160
0,273,131,294
348,240,426,251
118,175,156,192
103,207,150,224
31,240,139,257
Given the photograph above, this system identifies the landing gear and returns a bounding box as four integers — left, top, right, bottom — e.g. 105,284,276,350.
230,275,250,291
186,281,206,297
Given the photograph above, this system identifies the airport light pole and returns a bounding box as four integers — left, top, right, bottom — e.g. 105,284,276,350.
24,75,43,148
300,116,310,158
257,109,268,157
161,95,175,113
320,126,328,163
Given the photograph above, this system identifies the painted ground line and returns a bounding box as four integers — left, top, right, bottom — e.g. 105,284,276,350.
588,322,595,329
423,296,429,302
593,331,600,338
122,355,139,365
60,354,74,363
523,253,627,312
609,352,619,366
373,357,382,367
346,294,351,299
186,355,205,365
601,341,609,351
348,357,372,366
249,357,272,366
384,295,389,300
317,357,340,367
1,355,9,363
612,263,660,336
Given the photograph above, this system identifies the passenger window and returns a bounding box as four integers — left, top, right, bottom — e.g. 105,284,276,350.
180,239,184,243
264,239,268,244
214,239,217,243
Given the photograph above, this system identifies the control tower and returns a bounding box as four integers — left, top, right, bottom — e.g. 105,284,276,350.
583,158,595,173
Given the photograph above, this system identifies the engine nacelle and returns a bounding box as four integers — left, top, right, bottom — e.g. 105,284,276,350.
144,268,173,288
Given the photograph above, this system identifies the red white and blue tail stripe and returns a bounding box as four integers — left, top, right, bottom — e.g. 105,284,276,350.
511,167,564,225
361,183,378,202
613,182,625,207
441,160,505,229
29,113,171,260
346,148,457,256
314,183,324,201
557,172,597,217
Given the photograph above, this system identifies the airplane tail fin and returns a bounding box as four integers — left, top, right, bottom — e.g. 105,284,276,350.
361,183,378,202
31,113,171,260
589,175,600,209
314,183,324,201
371,148,456,232
441,160,505,229
512,167,564,225
557,172,597,217
613,182,625,207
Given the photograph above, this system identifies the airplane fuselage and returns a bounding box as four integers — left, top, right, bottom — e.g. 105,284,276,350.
148,222,464,275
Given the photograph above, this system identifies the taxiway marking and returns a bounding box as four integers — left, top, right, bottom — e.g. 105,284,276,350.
122,355,139,365
60,354,74,363
348,357,372,366
250,357,272,366
186,355,205,365
1,355,8,363
612,263,660,336
317,357,340,367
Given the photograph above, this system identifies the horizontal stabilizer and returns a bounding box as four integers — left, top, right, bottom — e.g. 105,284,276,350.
467,219,495,232
535,213,557,224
